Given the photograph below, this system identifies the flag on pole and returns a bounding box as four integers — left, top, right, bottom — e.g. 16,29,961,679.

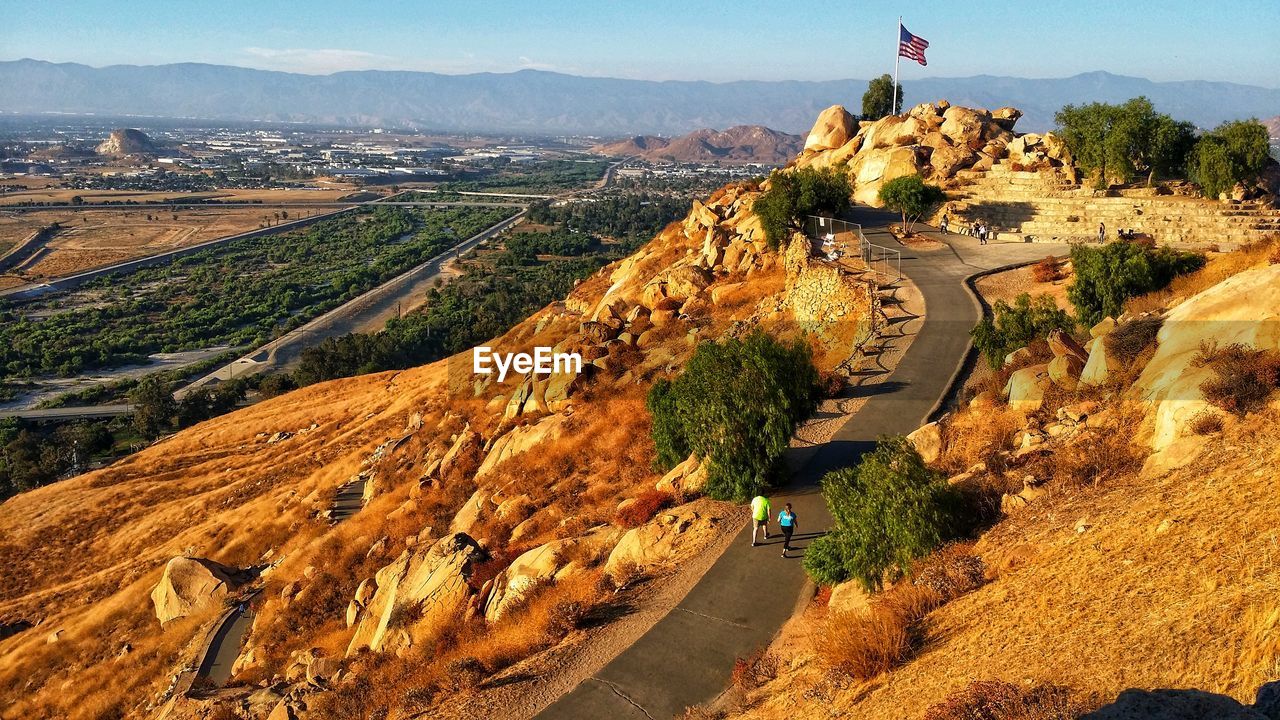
898,25,930,66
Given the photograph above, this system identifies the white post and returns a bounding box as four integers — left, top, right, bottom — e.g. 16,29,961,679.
892,16,902,117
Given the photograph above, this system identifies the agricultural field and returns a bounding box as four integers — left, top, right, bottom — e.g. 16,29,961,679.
0,207,342,284
0,186,369,206
0,204,516,382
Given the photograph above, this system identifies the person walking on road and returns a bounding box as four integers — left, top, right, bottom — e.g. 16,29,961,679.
939,213,949,234
778,503,798,557
750,494,771,546
1098,222,1106,243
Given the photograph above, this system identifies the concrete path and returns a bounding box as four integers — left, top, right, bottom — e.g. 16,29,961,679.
538,207,1070,719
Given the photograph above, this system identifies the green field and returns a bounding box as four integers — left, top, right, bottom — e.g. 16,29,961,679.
0,204,516,381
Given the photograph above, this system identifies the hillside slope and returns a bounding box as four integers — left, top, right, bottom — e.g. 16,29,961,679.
592,125,802,164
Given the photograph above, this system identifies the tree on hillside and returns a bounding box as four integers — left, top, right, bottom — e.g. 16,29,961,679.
1189,119,1272,199
804,436,959,590
752,166,852,247
1068,242,1204,324
647,331,819,501
877,175,946,233
862,74,902,120
1055,97,1196,188
129,376,176,440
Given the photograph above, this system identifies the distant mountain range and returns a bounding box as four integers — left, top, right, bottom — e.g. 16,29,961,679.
1,59,1277,135
592,126,802,164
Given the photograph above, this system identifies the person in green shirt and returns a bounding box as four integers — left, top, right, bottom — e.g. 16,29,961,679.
750,495,771,546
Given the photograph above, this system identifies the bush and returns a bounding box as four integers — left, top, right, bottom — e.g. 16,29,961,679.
647,331,819,501
1030,256,1063,283
731,649,779,690
923,679,1087,720
911,545,987,601
802,533,851,585
1068,243,1203,325
752,167,852,247
615,489,674,529
1105,316,1164,363
1187,409,1225,435
811,437,960,591
1193,342,1280,416
971,294,1075,369
821,602,916,679
878,175,947,233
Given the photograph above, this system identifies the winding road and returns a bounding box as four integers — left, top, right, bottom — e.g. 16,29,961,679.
538,207,1071,719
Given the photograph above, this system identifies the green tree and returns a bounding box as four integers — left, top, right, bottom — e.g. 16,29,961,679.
971,293,1076,369
752,167,852,247
1189,119,1272,199
877,175,946,232
1055,97,1196,187
1068,242,1204,324
805,437,959,590
862,74,902,120
129,376,176,439
646,331,819,501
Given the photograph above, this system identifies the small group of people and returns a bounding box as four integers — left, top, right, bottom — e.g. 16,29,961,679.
750,494,799,557
939,214,992,244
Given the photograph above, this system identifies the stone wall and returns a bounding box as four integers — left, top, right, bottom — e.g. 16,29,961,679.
783,233,878,367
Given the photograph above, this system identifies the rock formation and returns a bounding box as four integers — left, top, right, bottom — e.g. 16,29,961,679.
150,557,246,624
96,128,161,157
593,125,803,165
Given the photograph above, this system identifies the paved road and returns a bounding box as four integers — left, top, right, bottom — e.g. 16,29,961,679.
2,404,134,421
0,200,530,213
539,208,1070,719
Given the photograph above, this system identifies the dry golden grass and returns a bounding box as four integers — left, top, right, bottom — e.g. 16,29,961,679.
1125,234,1280,315
938,405,1021,475
0,187,363,207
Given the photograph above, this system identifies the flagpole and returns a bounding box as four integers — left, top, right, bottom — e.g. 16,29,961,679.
892,16,901,116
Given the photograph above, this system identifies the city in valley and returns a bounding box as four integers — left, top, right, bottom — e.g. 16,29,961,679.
0,4,1279,720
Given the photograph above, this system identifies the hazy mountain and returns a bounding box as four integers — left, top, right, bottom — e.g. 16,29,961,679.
1265,116,1280,138
1,59,1277,135
592,125,802,164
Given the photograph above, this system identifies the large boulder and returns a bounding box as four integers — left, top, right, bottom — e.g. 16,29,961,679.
346,533,485,656
804,105,857,152
849,146,926,206
150,557,245,624
1134,265,1280,455
906,422,943,464
990,107,1023,131
604,501,727,577
654,454,709,496
1047,329,1088,364
476,414,569,477
481,526,621,622
1003,364,1051,414
940,106,992,150
439,426,481,479
1048,353,1085,390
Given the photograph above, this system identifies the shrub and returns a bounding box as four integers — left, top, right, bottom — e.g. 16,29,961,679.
911,545,987,601
1030,256,1062,283
1068,243,1204,325
821,604,913,679
615,489,674,529
1051,424,1144,487
647,330,819,501
810,437,960,591
802,533,852,585
731,649,779,690
1187,409,1225,435
878,175,947,233
544,599,589,639
752,166,852,247
1105,316,1164,363
1193,342,1280,416
971,294,1075,369
923,679,1088,720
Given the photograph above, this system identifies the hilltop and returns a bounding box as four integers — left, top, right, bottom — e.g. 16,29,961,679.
592,125,802,165
95,127,162,157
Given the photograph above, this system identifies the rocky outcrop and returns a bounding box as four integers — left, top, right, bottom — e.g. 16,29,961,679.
150,557,246,624
479,526,621,622
906,422,943,464
604,501,727,577
1004,364,1051,414
1134,265,1280,457
476,414,569,478
346,533,485,656
96,128,161,157
796,102,1074,208
654,454,709,496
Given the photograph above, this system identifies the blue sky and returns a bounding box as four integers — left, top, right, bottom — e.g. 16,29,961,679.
4,0,1278,87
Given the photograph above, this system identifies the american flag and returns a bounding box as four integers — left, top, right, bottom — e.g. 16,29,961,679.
899,25,929,66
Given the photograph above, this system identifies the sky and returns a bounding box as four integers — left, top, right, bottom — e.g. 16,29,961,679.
3,0,1278,88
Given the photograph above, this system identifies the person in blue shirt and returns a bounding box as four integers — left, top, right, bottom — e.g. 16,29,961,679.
778,503,798,557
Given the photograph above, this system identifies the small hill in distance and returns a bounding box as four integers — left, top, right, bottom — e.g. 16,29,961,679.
96,128,161,157
1265,115,1280,139
592,125,802,165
